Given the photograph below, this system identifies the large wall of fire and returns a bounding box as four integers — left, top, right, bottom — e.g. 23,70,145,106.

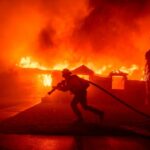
1,0,150,80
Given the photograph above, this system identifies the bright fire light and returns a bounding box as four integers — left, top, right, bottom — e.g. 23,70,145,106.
52,63,69,70
17,56,48,70
17,56,53,87
119,64,139,75
95,65,112,75
95,64,142,79
39,74,52,87
17,56,144,81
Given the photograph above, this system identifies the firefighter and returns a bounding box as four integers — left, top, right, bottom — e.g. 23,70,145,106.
145,49,150,104
56,68,104,123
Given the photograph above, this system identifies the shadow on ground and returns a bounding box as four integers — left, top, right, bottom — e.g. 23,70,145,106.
0,100,149,137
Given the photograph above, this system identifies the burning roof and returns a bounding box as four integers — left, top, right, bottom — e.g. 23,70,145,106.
0,0,149,80
72,65,94,75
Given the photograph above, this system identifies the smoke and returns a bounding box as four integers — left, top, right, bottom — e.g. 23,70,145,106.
0,0,150,71
0,0,90,69
0,0,46,69
71,0,150,67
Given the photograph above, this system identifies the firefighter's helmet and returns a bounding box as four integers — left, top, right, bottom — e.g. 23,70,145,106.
62,68,72,77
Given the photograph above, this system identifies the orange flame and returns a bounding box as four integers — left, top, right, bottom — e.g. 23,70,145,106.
52,62,69,70
17,56,48,70
17,56,144,81
94,64,143,80
119,64,139,75
17,56,53,87
39,74,52,87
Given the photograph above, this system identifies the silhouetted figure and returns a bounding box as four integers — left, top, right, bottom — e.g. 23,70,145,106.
145,49,150,104
56,68,104,123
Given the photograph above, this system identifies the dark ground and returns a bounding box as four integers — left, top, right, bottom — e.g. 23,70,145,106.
0,91,150,150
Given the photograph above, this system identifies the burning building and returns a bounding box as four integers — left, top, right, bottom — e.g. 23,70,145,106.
0,0,150,105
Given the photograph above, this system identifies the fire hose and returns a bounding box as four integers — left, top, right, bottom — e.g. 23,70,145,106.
48,80,65,95
89,81,150,119
47,80,150,119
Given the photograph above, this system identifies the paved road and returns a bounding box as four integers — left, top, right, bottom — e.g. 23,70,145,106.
0,134,150,150
0,99,150,150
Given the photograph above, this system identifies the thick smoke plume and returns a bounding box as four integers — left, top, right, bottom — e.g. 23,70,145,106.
0,0,150,72
72,0,150,67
